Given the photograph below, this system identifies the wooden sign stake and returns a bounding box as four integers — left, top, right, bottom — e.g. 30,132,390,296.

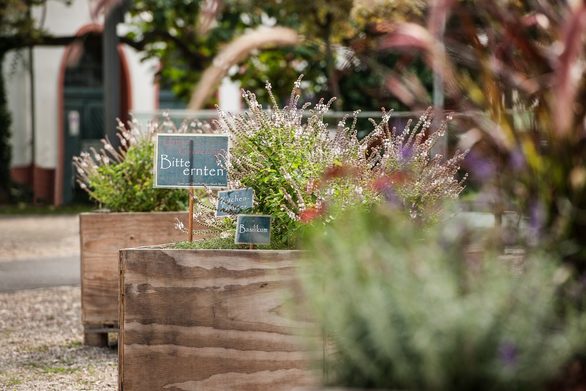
188,188,194,242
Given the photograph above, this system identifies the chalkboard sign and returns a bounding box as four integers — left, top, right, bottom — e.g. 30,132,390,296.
235,215,271,244
154,134,229,188
216,188,254,217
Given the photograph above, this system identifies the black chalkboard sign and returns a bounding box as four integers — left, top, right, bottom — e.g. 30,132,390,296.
234,215,271,244
216,188,254,217
154,134,229,188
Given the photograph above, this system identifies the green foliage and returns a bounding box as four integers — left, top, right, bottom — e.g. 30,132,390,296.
0,0,54,50
214,80,376,248
300,205,586,390
193,80,465,248
125,0,430,110
86,139,187,212
126,0,256,103
233,126,325,247
174,238,274,250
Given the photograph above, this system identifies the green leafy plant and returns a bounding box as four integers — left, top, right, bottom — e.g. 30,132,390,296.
299,202,586,390
73,119,195,212
189,78,466,248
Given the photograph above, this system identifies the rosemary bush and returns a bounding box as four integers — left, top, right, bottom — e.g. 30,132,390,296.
191,78,466,248
73,119,202,212
299,204,586,390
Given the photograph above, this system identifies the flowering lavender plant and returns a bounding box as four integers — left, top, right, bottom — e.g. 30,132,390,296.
188,78,466,248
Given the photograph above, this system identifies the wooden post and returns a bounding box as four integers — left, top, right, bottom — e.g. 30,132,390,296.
188,188,194,242
103,1,127,148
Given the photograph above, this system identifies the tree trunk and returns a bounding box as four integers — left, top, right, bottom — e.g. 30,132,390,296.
0,52,12,203
322,14,342,111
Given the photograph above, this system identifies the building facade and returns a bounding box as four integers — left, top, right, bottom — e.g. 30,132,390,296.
5,0,160,205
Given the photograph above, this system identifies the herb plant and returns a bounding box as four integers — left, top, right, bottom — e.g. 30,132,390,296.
299,202,586,390
190,78,466,248
73,118,206,212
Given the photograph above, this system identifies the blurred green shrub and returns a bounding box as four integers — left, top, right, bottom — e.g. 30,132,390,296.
85,139,186,212
73,120,188,212
299,204,586,390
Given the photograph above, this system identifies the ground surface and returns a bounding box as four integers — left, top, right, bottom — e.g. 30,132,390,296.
0,215,80,292
0,286,117,391
0,214,117,390
0,215,79,263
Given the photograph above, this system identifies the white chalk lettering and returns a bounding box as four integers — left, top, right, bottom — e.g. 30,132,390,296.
160,154,171,169
239,224,268,234
160,155,190,169
182,166,225,177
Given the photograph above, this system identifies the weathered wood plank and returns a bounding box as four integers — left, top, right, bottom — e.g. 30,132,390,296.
119,249,316,391
80,212,199,328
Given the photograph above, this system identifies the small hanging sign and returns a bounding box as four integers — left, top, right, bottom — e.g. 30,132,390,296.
216,188,254,217
154,133,228,189
235,215,271,245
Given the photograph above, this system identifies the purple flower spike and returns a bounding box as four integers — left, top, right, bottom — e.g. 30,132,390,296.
509,148,526,171
373,177,402,208
465,150,496,181
498,342,518,367
529,201,546,239
400,145,414,163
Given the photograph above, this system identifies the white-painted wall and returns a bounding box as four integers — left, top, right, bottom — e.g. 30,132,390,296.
219,77,242,112
32,0,100,36
5,0,240,175
32,46,65,168
123,46,158,113
5,0,158,173
4,50,32,167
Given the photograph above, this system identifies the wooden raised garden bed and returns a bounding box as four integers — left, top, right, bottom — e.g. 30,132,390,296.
118,247,316,391
80,211,204,346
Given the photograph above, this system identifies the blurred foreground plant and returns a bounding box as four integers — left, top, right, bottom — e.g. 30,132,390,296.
299,203,586,390
381,0,586,269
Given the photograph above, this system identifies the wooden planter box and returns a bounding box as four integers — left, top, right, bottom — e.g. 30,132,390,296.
118,248,316,391
80,211,201,346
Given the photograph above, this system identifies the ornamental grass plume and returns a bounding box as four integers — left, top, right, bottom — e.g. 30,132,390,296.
381,0,586,270
190,77,466,248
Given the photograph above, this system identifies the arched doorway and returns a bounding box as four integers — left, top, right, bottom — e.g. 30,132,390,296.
57,27,131,205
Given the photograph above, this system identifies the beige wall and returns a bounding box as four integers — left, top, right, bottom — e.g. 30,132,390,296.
4,49,32,168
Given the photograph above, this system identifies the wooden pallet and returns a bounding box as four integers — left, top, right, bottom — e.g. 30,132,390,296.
83,323,119,347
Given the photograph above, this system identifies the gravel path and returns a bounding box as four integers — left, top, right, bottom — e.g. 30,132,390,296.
0,215,79,263
0,286,117,390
